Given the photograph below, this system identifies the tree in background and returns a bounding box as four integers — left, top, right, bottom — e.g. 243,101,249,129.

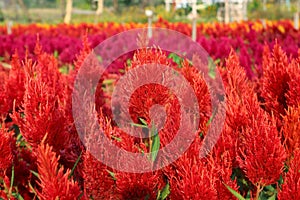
96,0,103,15
9,0,31,21
94,0,103,23
113,0,118,11
64,0,72,24
0,4,4,22
60,0,66,18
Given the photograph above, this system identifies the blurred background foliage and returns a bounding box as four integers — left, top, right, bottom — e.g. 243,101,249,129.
0,0,299,24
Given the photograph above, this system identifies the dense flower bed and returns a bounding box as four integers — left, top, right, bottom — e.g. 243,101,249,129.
0,20,299,199
0,19,299,78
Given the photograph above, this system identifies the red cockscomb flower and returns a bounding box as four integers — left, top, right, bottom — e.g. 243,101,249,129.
238,113,286,197
12,52,70,153
260,43,290,119
282,105,300,157
278,148,300,200
285,57,300,107
0,127,14,178
36,141,81,200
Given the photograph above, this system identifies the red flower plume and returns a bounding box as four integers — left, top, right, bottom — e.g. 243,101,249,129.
115,171,166,200
278,149,300,200
286,58,300,107
282,105,300,157
0,127,14,178
165,138,218,199
83,151,116,200
260,43,290,119
11,50,70,153
36,141,81,200
0,66,8,117
224,50,261,132
238,113,286,192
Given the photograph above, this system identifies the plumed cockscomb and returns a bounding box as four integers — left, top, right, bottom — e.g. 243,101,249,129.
260,43,290,119
36,141,81,200
0,127,14,178
115,171,166,200
0,175,16,199
223,50,261,133
127,47,170,70
164,137,218,199
0,65,8,117
4,52,25,114
11,48,70,154
69,34,108,117
180,57,212,128
278,149,300,200
12,59,69,151
114,47,183,149
282,105,300,157
207,147,240,199
285,57,300,107
83,151,116,200
238,113,286,195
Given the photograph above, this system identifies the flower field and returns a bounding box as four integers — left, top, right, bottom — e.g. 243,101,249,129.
0,19,300,200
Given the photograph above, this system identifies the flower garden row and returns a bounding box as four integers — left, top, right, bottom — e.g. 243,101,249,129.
0,18,299,78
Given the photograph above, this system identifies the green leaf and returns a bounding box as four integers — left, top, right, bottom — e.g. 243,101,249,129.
30,170,39,178
224,183,246,200
126,59,132,67
264,185,275,192
268,193,277,200
28,181,37,197
9,165,14,194
16,133,22,141
278,174,284,185
97,55,103,62
111,135,122,142
245,190,251,200
160,182,170,200
69,151,82,179
156,190,161,200
106,170,116,181
208,57,216,79
168,53,183,67
12,193,24,200
53,50,59,58
214,58,221,64
206,108,217,126
59,66,69,74
138,118,148,126
103,79,115,85
150,124,160,162
0,62,11,69
130,122,148,128
258,185,277,200
199,131,204,137
144,194,150,200
15,132,27,147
